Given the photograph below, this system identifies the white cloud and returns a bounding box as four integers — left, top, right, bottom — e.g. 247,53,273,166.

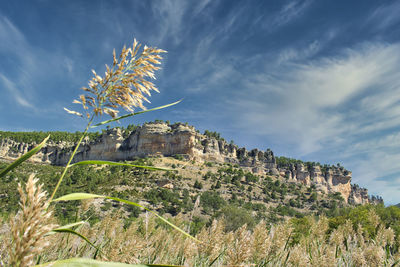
0,74,35,109
64,57,74,74
224,41,400,203
151,0,187,45
229,42,400,154
349,152,400,205
0,16,40,111
277,40,320,64
368,1,400,31
266,0,312,29
193,0,213,17
0,14,78,113
0,16,25,50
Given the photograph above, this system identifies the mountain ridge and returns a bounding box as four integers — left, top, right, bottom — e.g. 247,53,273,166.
0,121,382,205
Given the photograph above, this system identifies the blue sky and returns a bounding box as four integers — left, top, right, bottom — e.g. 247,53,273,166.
1,1,400,204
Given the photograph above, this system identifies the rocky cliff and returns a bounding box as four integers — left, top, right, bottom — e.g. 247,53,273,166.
0,122,380,204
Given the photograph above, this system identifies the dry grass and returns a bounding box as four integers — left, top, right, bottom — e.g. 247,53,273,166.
7,174,57,267
67,39,166,119
2,201,399,266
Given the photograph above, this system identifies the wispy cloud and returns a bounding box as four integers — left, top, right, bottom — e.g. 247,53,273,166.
0,74,35,109
221,41,400,203
272,0,312,27
228,42,400,152
256,0,312,32
0,16,26,51
0,15,37,110
277,40,320,64
349,152,400,204
151,0,187,45
368,1,400,31
0,14,78,115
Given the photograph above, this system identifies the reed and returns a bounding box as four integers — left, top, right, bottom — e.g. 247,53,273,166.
2,210,399,266
8,174,57,267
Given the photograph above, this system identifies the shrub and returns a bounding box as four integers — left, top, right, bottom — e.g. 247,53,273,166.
218,205,256,232
194,180,203,189
200,191,226,212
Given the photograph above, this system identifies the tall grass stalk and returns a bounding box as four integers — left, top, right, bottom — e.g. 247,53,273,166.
50,38,166,202
49,116,94,202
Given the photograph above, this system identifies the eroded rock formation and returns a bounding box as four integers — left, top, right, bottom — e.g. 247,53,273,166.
0,122,380,204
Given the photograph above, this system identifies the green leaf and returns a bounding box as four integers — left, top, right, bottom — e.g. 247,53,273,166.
70,160,170,171
35,257,151,266
55,221,86,230
51,228,101,253
91,99,182,128
53,193,200,243
53,193,103,201
46,221,86,236
0,135,50,178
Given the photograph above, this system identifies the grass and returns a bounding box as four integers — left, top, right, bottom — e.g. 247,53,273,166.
2,210,400,266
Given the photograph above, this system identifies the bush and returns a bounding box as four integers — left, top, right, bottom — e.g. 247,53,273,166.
200,191,226,212
194,180,203,189
218,205,256,232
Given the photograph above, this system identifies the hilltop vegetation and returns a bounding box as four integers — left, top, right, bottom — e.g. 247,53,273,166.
0,130,101,144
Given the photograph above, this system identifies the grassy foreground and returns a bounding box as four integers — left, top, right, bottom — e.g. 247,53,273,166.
1,203,400,266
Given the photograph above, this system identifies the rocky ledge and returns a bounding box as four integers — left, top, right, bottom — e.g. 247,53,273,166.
0,122,382,205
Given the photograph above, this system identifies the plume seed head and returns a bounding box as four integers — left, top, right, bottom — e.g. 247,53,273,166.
9,174,57,267
68,38,166,119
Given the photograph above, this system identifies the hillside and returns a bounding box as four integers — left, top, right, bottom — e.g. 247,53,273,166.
0,122,384,226
0,121,382,205
0,156,347,225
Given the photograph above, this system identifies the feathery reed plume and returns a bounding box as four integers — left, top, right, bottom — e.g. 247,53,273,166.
226,224,252,266
197,219,225,261
54,38,167,202
251,220,271,262
9,174,57,267
69,39,167,119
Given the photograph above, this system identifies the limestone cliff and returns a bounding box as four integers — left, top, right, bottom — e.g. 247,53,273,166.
0,122,379,204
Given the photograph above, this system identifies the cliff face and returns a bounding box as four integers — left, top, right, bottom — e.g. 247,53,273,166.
0,122,379,204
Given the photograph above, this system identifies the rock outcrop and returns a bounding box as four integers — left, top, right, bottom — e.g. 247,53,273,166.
0,122,377,204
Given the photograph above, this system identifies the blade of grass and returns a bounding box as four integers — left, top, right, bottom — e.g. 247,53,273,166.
0,135,50,178
45,221,86,236
53,193,103,201
53,193,200,243
51,228,102,254
70,160,170,171
49,115,94,202
91,99,182,128
209,248,226,266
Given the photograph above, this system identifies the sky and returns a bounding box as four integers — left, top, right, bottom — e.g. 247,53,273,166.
1,1,400,204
